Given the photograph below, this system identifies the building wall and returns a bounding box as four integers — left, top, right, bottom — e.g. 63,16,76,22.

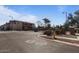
9,21,23,30
23,22,35,30
0,20,35,31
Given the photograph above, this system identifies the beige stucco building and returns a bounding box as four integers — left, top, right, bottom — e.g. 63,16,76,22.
0,20,35,31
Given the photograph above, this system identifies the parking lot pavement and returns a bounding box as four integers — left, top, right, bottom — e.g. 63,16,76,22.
0,31,79,53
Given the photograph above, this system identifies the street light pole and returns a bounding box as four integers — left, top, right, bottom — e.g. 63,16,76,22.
8,15,14,31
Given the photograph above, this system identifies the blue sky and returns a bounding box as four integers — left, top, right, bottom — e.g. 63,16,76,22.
0,5,79,26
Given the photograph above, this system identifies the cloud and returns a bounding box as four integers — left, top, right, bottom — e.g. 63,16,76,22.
57,5,67,12
19,14,38,23
0,6,38,25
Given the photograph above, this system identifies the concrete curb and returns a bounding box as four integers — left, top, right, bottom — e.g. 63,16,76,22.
40,35,79,44
55,36,79,44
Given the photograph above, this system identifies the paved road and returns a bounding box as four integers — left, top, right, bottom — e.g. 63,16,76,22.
0,31,79,53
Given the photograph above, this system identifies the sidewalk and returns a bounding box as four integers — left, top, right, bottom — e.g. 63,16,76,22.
55,35,77,40
55,36,79,44
40,35,79,44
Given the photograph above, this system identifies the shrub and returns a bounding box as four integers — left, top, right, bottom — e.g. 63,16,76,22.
43,30,53,36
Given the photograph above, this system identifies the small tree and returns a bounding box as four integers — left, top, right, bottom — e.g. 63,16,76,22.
42,18,51,29
37,21,43,27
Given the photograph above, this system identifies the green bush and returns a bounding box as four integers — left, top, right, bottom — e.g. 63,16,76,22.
43,30,53,36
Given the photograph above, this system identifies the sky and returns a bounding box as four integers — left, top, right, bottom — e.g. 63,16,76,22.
0,5,79,26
